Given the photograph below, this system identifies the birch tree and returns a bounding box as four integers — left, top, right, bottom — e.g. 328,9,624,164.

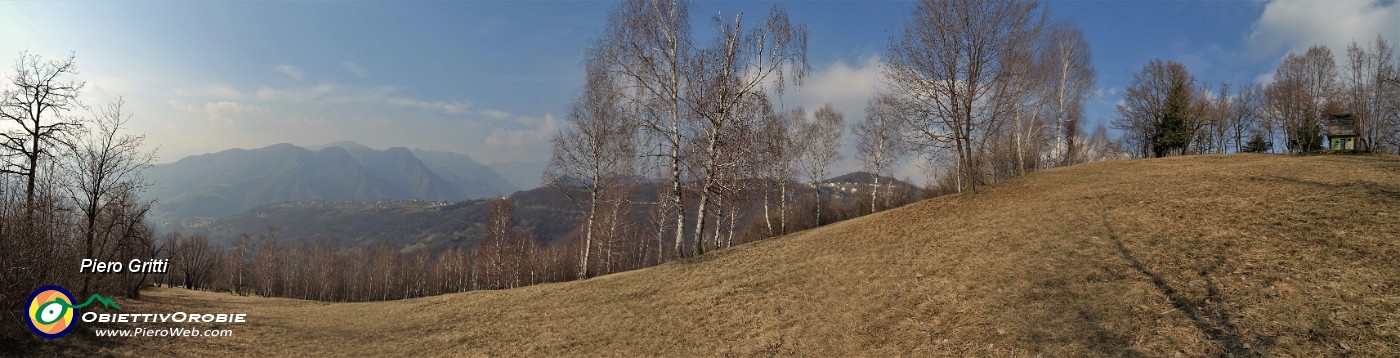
1042,22,1095,166
799,104,843,226
599,0,693,258
682,5,806,256
599,0,806,257
853,93,907,214
757,106,803,236
544,57,636,280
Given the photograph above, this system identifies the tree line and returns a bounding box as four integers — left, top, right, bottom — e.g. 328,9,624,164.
1114,37,1399,157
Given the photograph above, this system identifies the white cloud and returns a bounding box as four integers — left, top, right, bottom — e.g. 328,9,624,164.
255,84,339,102
173,84,244,99
254,83,471,115
795,56,883,107
480,109,512,121
1254,71,1275,85
1247,0,1399,59
386,96,471,114
341,61,368,79
1090,87,1119,101
485,113,559,147
208,84,243,99
84,75,137,101
166,100,197,111
204,101,268,124
276,64,305,81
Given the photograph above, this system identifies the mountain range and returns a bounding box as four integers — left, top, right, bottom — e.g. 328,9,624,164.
145,141,519,218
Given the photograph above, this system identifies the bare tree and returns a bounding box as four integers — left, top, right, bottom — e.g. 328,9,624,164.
476,197,514,289
1268,46,1337,153
599,0,694,258
1113,60,1204,157
682,5,807,256
600,0,807,257
66,98,155,295
1042,21,1095,166
1205,83,1233,154
885,0,1044,193
174,234,221,290
1344,36,1398,153
1,52,85,209
799,104,844,226
251,227,281,297
224,233,251,295
544,57,637,280
995,33,1045,175
1226,84,1265,152
853,93,908,214
757,106,803,236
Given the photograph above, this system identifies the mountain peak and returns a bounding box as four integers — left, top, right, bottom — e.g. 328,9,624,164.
309,140,375,152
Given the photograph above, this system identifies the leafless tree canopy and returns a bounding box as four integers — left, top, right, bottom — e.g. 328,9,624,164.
1343,36,1400,153
1041,22,1095,166
1,52,86,207
0,53,163,343
545,57,637,280
596,0,807,257
799,104,844,225
884,0,1045,193
1113,60,1205,157
68,98,157,295
853,93,909,214
1267,46,1337,153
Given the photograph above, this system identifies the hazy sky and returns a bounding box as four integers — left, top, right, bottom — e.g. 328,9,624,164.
1,0,1395,180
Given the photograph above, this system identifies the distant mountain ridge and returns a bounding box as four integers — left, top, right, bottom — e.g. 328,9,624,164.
145,141,518,218
487,160,549,191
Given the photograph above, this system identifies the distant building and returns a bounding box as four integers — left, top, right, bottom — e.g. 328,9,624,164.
1328,114,1357,150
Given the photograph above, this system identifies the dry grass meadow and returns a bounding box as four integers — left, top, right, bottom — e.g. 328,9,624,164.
61,154,1399,356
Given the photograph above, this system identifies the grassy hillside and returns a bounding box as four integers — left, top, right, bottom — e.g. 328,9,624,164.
95,155,1397,356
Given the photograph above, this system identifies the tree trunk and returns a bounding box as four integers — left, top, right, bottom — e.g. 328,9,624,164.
1056,58,1071,166
692,188,709,256
870,174,881,214
763,182,774,236
779,179,788,234
579,190,596,280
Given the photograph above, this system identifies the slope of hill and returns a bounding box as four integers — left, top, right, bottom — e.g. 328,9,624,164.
145,142,515,218
487,160,549,191
110,155,1398,356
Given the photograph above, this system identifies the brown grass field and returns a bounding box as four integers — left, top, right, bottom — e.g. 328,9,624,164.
56,154,1400,356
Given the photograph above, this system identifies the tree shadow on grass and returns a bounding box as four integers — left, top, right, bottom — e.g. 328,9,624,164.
1099,208,1253,357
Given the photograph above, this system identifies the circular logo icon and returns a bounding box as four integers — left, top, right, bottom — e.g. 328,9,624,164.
26,285,76,339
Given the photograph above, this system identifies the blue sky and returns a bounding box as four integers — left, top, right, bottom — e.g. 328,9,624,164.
1,0,1396,180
